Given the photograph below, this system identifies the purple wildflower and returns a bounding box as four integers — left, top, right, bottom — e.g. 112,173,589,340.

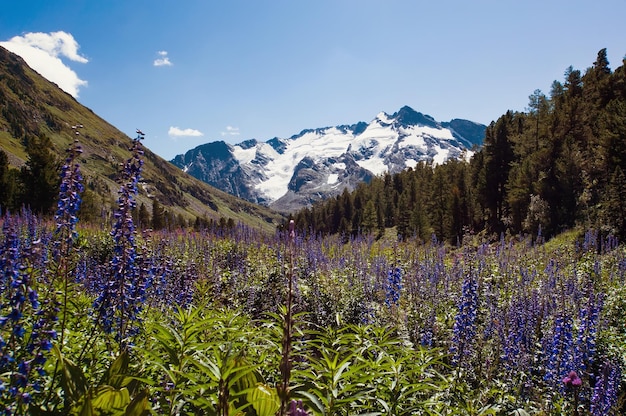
0,215,56,412
562,370,582,387
501,292,539,372
287,399,310,416
92,133,148,347
575,291,603,373
590,360,622,416
544,313,574,390
385,267,402,308
53,139,84,258
50,140,85,350
450,271,479,366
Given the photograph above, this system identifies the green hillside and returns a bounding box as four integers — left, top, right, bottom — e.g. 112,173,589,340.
0,46,284,231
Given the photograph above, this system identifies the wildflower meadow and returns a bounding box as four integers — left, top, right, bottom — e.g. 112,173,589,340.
0,135,625,415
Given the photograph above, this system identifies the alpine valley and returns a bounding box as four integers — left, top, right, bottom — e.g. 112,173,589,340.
0,46,285,230
171,106,486,212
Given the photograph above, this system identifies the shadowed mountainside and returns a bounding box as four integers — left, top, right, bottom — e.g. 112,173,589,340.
0,46,284,231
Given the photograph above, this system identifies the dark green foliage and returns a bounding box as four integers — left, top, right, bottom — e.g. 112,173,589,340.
137,202,151,229
151,198,166,230
291,49,626,242
481,112,516,234
20,134,60,214
601,166,626,238
1,144,62,215
78,188,103,224
0,150,19,212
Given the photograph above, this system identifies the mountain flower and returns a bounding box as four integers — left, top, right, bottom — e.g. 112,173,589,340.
384,267,402,308
590,360,622,415
562,370,582,387
544,313,574,390
0,215,55,412
53,139,84,257
92,133,148,348
288,399,310,415
450,271,479,366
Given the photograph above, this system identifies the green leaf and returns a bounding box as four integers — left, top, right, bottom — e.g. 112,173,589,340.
52,344,89,404
332,359,352,386
91,385,131,411
297,390,326,415
124,389,151,416
246,383,280,416
76,393,94,416
101,351,130,388
192,355,222,381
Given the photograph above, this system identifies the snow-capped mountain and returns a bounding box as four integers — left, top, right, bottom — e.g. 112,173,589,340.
171,106,486,212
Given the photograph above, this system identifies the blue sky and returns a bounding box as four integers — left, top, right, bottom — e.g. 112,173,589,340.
2,1,626,160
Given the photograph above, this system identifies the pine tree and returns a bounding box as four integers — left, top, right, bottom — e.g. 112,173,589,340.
0,150,10,211
151,198,165,230
20,135,60,214
482,113,515,233
601,166,626,238
361,199,378,234
78,189,103,223
396,191,412,240
429,167,449,240
138,202,150,229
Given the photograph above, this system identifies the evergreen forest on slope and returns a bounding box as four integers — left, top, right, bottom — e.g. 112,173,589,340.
290,49,626,244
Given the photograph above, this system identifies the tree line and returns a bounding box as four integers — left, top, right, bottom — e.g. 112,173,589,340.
290,49,626,243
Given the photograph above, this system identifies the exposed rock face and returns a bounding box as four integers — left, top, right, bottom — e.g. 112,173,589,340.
171,106,486,212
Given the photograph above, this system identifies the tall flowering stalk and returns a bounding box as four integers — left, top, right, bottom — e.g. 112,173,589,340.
590,360,622,415
544,313,574,391
449,270,478,367
575,290,602,374
53,140,84,349
0,215,54,414
54,139,84,258
92,132,147,349
385,267,402,309
501,293,538,372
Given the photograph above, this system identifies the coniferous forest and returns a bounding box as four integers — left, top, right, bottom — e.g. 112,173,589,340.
291,49,626,244
1,50,626,415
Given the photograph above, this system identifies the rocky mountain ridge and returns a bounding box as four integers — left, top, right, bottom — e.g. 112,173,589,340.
172,106,486,212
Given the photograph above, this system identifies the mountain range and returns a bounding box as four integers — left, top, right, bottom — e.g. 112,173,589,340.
171,107,486,212
0,43,486,223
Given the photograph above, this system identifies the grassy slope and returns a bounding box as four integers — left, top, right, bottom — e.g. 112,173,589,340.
0,46,284,232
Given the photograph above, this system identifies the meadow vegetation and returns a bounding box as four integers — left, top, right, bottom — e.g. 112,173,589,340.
0,135,624,415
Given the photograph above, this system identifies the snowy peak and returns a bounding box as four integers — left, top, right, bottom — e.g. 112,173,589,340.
171,106,486,212
391,106,439,128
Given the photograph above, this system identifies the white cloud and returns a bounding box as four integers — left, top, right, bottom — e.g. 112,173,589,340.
0,31,88,98
168,126,204,138
221,125,240,137
154,50,172,67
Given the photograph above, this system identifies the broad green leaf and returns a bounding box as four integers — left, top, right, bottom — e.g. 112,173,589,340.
76,393,94,416
52,344,89,404
246,383,280,416
124,389,151,416
332,359,352,386
102,351,130,388
297,390,326,415
91,385,131,411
